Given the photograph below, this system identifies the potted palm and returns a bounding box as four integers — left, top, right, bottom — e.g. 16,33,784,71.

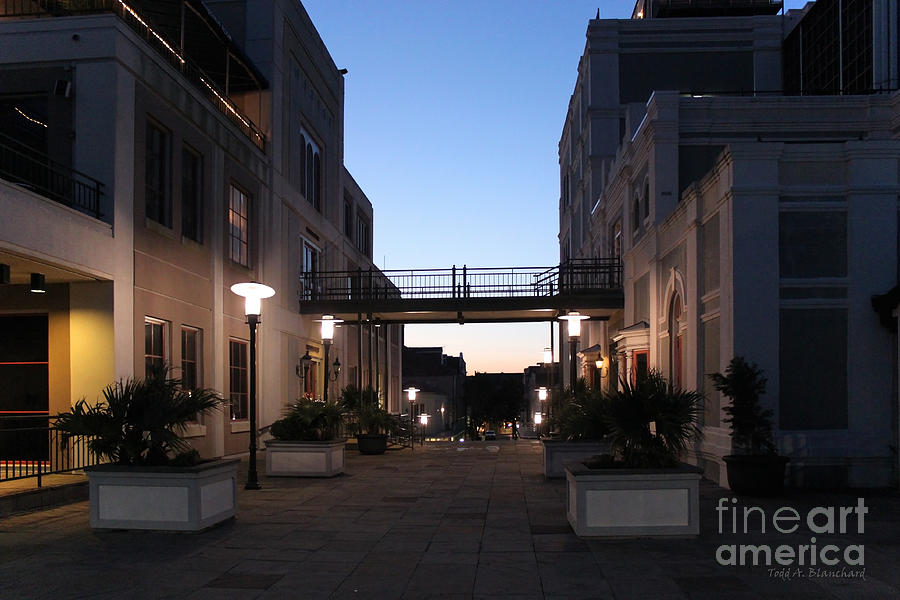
710,356,789,495
265,398,347,477
565,371,703,537
54,367,234,531
542,380,610,478
341,386,397,455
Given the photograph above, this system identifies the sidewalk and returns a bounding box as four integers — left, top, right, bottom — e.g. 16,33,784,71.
0,440,898,599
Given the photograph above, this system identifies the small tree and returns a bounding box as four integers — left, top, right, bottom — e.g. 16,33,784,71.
709,357,775,455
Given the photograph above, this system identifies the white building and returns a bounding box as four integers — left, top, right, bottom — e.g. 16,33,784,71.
559,0,900,487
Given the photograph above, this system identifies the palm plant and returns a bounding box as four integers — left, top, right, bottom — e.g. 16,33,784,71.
709,356,774,455
270,398,346,441
603,370,702,468
555,379,609,441
340,385,398,435
54,366,222,466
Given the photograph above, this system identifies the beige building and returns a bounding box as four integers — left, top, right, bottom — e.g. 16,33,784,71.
0,0,400,460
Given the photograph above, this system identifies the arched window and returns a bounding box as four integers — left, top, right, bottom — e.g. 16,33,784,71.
642,180,650,220
313,153,321,211
668,292,683,388
632,196,641,232
305,142,314,201
299,134,307,195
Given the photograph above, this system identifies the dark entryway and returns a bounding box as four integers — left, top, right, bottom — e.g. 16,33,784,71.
0,314,49,465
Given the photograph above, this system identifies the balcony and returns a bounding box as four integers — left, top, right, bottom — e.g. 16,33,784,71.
0,132,104,219
0,0,267,150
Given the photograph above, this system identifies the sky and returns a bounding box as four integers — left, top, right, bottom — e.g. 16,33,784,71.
303,0,811,375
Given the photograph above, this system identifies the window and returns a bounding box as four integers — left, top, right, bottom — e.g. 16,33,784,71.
229,339,248,420
301,130,321,211
145,122,171,227
300,238,321,301
228,184,250,267
633,350,649,385
668,293,683,388
182,327,201,423
610,220,622,258
181,146,203,243
356,214,370,257
642,181,650,221
181,327,200,389
779,211,847,278
344,195,353,238
779,308,848,430
144,318,167,376
632,196,641,233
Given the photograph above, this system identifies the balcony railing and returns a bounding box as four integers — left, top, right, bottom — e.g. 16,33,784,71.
0,415,103,487
0,0,266,151
301,259,623,303
0,132,104,218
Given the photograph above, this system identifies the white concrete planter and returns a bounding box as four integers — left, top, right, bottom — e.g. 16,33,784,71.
265,439,345,477
84,459,239,531
565,461,701,537
542,439,610,478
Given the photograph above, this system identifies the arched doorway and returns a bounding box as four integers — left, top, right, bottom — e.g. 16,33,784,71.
668,293,683,388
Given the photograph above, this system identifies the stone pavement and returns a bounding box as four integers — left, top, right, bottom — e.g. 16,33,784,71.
1,440,898,599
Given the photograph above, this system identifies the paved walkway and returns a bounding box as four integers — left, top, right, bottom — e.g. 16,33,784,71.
1,440,898,599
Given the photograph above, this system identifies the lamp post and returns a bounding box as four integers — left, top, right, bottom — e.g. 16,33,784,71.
440,405,446,431
558,311,588,387
404,387,419,451
230,281,275,491
536,386,548,437
419,412,429,446
316,315,343,403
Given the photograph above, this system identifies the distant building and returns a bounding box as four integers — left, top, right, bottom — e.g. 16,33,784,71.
402,346,466,435
559,0,900,487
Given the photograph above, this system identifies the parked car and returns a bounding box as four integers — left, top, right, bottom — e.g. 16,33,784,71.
484,430,497,440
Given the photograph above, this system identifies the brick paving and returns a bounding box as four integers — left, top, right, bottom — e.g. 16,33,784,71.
0,440,898,599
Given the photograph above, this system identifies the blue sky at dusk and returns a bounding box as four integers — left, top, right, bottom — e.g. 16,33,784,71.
304,0,811,374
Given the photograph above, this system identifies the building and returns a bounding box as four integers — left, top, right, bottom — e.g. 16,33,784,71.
559,0,899,487
0,0,400,461
401,346,466,436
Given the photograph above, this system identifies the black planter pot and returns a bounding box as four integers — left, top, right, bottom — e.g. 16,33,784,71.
356,434,387,455
723,454,789,496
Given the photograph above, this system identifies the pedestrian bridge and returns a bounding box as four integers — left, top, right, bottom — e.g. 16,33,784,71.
299,259,624,324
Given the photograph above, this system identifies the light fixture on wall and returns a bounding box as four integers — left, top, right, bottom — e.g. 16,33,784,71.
30,273,46,293
230,280,276,491
595,353,608,378
296,350,312,381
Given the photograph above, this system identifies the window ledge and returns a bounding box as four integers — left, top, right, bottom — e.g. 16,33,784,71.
230,420,250,433
183,423,207,438
145,218,175,238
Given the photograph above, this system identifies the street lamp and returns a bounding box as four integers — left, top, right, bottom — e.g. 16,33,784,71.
558,311,588,387
419,412,429,445
404,387,420,451
542,347,552,365
316,315,343,403
536,386,548,437
230,281,275,491
440,405,445,430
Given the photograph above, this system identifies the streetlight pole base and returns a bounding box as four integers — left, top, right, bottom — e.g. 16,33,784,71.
244,481,262,491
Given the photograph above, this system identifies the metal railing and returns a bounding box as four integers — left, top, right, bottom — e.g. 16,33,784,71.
0,133,104,219
301,259,623,303
0,0,266,151
0,416,103,487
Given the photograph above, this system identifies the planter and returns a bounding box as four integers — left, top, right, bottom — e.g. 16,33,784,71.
356,433,387,455
542,439,610,478
84,458,239,531
265,439,345,477
565,461,701,538
724,454,789,496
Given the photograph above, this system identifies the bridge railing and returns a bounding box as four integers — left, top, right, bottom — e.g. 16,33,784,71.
301,259,622,302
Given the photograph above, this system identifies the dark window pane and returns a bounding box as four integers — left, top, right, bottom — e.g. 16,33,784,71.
0,315,48,362
779,308,848,429
779,211,847,278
